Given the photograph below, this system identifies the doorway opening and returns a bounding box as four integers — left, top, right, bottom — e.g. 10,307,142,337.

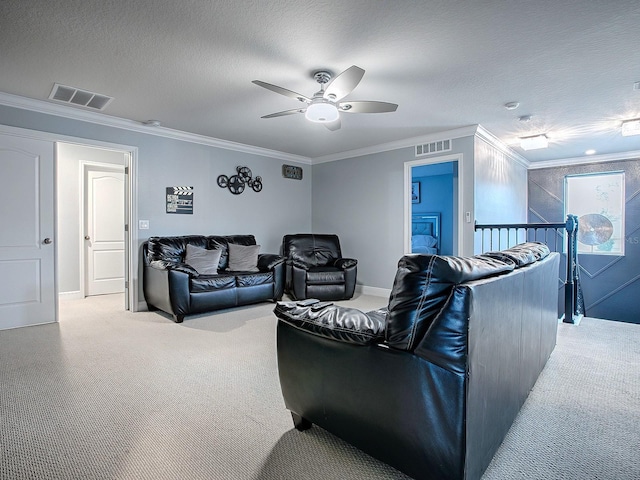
404,154,463,256
56,141,136,312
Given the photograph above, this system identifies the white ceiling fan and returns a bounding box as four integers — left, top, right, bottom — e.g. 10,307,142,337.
252,65,398,131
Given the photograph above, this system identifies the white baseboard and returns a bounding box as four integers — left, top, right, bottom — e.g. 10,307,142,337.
356,285,391,298
137,301,149,312
59,291,83,300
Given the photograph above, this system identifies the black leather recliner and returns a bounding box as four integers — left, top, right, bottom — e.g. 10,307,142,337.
281,234,357,301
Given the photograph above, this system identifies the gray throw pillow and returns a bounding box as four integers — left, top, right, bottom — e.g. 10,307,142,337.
227,243,260,272
184,244,222,275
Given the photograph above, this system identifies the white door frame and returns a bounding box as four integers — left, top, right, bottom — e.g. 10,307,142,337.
81,161,126,299
0,124,139,312
404,153,464,255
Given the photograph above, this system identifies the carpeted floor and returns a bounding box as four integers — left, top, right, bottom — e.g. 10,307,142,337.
0,294,638,480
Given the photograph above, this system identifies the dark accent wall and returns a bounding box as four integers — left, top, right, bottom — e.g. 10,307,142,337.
528,158,640,324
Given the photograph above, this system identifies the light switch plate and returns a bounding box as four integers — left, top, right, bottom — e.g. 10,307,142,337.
139,220,149,230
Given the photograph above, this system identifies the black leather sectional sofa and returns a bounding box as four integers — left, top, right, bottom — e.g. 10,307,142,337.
143,234,285,322
274,242,559,480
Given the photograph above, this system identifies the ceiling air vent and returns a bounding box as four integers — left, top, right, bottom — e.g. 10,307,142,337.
49,83,113,111
415,139,452,157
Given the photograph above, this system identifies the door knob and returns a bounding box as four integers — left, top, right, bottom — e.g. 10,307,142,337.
85,235,91,240
43,238,52,244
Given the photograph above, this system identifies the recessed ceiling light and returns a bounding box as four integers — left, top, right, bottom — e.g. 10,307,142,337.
585,149,596,155
504,101,520,110
143,120,161,127
621,118,640,136
634,81,640,91
519,134,548,150
518,115,532,122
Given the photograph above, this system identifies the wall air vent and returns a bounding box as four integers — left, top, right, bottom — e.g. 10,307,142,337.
415,139,452,157
49,83,113,111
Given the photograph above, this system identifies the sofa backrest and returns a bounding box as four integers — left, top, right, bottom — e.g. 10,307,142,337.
282,234,342,267
384,242,551,352
208,235,257,270
146,234,256,270
385,253,515,351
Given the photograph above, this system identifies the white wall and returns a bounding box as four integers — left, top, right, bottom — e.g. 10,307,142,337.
0,105,312,304
473,136,528,252
312,136,475,291
1,103,529,301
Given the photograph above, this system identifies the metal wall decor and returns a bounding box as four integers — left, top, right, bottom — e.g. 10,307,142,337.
217,166,262,195
282,164,303,180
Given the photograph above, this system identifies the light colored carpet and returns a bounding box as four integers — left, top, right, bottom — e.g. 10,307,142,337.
0,294,638,480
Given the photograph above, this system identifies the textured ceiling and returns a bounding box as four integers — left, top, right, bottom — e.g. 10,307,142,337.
1,0,640,162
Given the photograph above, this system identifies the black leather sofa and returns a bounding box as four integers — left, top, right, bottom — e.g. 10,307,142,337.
281,233,357,301
143,234,284,322
274,242,559,480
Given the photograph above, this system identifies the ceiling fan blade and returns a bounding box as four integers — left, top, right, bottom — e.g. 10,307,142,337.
252,80,311,103
323,65,365,101
324,118,341,131
339,101,398,113
261,108,306,119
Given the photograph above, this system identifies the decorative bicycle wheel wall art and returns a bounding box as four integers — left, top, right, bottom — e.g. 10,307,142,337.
217,166,263,195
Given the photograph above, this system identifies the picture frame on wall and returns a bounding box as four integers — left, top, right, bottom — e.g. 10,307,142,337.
411,181,420,204
564,171,625,255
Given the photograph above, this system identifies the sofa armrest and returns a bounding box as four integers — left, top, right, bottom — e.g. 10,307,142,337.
289,258,313,270
258,253,285,271
148,260,199,276
274,302,385,345
143,262,191,318
333,257,357,269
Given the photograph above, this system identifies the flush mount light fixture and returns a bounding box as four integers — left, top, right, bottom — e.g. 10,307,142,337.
585,149,596,155
504,101,520,110
519,134,548,150
621,118,640,136
304,100,339,123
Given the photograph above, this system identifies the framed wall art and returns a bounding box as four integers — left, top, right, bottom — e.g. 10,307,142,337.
565,171,625,255
411,181,421,204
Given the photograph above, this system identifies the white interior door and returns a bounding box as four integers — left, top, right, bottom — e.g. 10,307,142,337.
85,166,125,296
0,134,56,329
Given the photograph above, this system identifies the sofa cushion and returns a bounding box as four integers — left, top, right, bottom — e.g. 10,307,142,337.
185,244,222,275
385,254,515,351
210,235,257,270
190,274,235,292
236,271,273,287
228,243,260,272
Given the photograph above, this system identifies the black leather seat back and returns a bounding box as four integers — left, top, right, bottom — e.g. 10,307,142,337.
208,235,256,270
282,234,342,268
385,254,514,351
146,235,207,264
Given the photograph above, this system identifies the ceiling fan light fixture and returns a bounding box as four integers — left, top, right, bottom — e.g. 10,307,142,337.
519,134,548,150
305,101,339,123
621,118,640,136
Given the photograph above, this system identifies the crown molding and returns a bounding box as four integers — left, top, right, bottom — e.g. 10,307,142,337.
311,125,482,164
474,125,530,169
0,91,311,164
527,150,640,169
